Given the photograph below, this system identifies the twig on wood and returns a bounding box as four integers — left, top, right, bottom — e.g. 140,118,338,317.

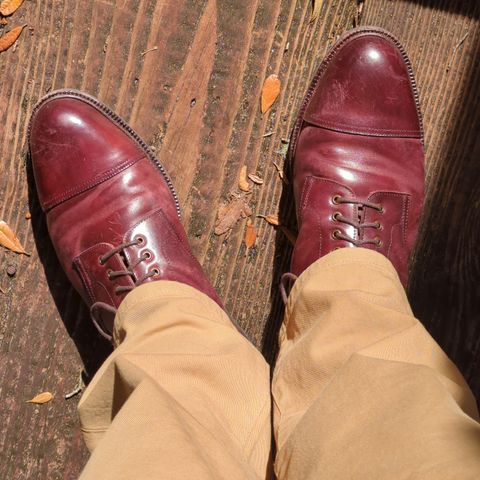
65,370,86,400
141,46,158,57
446,31,469,72
255,131,274,139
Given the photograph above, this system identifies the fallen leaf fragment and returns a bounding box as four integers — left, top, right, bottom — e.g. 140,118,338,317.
258,214,280,226
310,0,324,23
0,220,29,254
273,161,289,185
0,17,8,25
0,24,26,53
215,194,251,236
25,212,31,220
248,173,264,185
244,219,257,248
0,0,24,16
261,74,281,113
280,226,297,246
358,1,364,16
27,391,54,404
238,165,251,192
353,0,364,27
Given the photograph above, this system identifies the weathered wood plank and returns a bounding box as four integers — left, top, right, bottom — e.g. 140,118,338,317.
0,0,479,477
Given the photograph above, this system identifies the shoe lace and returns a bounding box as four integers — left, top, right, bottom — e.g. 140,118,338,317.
278,195,385,305
90,236,158,341
331,195,384,247
280,272,298,305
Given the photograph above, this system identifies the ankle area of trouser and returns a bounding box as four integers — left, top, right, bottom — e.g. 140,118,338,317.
272,248,478,452
78,280,272,478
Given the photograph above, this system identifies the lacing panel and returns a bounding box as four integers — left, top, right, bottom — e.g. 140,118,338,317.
90,236,159,340
331,195,384,247
280,195,385,304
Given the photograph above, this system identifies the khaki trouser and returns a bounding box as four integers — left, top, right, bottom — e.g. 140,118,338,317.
78,248,480,479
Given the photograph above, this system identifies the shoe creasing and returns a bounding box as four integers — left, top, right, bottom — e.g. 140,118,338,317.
42,155,145,211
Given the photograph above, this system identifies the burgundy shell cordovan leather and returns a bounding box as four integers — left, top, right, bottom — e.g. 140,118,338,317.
29,90,222,337
289,27,425,285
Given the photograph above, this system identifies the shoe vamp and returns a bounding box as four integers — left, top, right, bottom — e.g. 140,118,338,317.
294,126,424,199
46,158,177,277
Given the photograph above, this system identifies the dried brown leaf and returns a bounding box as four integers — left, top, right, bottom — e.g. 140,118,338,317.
0,0,24,16
215,194,250,236
0,220,29,254
261,74,281,113
280,226,297,246
310,0,324,23
26,391,54,404
0,24,26,53
244,219,257,248
258,214,280,226
248,173,264,185
25,211,31,220
238,165,251,192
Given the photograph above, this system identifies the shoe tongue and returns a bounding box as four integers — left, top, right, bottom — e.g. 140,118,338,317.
357,203,365,225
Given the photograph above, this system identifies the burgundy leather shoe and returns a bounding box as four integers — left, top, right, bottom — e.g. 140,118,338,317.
29,90,223,341
288,27,424,286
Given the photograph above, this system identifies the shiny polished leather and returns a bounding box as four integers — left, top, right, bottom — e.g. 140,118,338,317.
29,90,222,338
289,27,425,285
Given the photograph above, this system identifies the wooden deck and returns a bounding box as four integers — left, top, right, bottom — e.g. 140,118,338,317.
1,0,479,477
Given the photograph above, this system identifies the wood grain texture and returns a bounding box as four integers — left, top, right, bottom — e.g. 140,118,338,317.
0,0,479,477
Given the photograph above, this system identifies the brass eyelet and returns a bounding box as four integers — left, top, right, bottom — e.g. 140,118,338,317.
143,251,152,260
152,268,160,276
332,212,342,222
136,236,145,245
332,195,342,205
374,221,382,229
375,237,383,247
107,269,113,280
378,206,384,213
332,229,341,240
99,256,105,265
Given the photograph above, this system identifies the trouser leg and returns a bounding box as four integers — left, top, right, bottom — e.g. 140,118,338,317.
78,281,272,480
273,248,480,480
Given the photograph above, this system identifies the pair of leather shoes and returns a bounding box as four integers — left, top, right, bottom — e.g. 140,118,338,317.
29,27,424,339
